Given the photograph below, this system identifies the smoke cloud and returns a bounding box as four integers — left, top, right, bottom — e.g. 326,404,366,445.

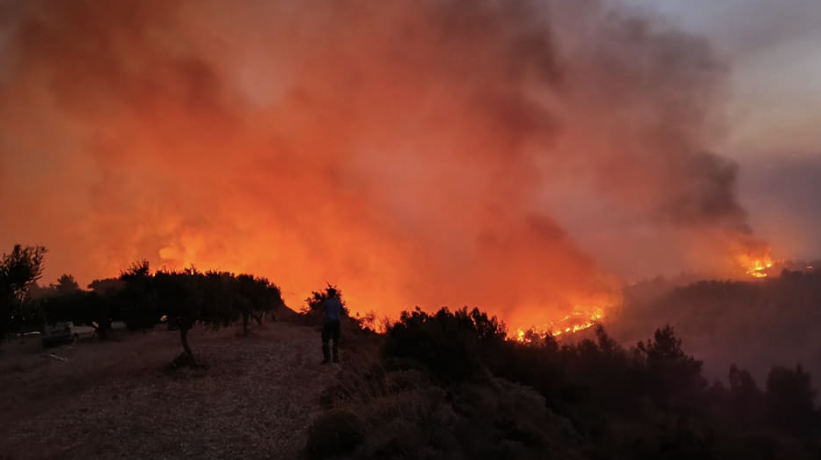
0,0,762,329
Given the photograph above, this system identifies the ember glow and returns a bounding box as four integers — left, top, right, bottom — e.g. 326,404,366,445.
0,0,794,333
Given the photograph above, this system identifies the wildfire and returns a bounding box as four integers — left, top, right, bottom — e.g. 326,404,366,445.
514,307,604,342
736,248,774,279
746,259,773,278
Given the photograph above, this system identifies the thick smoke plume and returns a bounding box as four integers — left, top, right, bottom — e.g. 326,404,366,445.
0,0,761,329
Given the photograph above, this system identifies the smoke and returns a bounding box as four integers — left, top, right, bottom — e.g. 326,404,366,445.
0,0,762,329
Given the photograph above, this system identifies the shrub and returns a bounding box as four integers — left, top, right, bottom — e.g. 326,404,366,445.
383,307,505,382
765,364,819,441
306,408,368,459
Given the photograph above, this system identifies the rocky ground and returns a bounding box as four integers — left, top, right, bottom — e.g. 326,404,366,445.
0,320,342,460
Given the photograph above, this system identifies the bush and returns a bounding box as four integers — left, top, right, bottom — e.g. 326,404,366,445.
383,307,505,382
311,305,821,460
765,365,819,441
306,409,368,459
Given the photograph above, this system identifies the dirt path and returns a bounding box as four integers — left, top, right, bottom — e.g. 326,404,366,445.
0,321,340,460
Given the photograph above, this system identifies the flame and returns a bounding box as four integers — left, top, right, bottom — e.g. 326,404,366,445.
737,249,774,279
747,259,773,278
514,306,605,342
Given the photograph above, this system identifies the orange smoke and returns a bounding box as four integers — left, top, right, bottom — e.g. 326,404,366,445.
0,0,772,332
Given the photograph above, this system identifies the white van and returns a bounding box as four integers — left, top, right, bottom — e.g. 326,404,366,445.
42,322,96,346
70,322,96,340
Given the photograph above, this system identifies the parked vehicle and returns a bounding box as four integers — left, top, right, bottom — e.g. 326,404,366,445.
41,321,96,347
71,323,96,340
16,331,41,338
42,322,72,347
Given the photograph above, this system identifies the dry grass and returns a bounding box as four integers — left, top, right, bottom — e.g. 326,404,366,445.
0,321,342,460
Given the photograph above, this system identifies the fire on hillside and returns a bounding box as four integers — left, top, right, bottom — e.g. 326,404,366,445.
512,242,780,342
736,242,775,279
514,306,605,342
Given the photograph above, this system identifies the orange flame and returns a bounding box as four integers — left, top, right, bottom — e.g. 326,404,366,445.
514,306,605,342
737,249,774,279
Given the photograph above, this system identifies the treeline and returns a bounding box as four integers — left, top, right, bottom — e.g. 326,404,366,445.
616,268,821,381
0,245,285,362
310,307,821,460
105,261,284,362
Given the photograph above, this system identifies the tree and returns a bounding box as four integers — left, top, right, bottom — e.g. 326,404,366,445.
52,274,80,295
155,269,202,362
234,274,256,336
383,306,504,382
636,325,706,411
87,277,125,295
86,277,126,339
765,364,819,441
155,268,236,365
727,364,763,428
0,244,47,343
118,260,158,330
234,274,284,335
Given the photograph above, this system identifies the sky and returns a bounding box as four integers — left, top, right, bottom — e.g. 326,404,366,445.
0,0,818,332
596,0,821,262
623,0,821,156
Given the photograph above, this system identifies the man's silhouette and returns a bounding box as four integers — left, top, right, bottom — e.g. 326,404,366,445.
321,288,342,364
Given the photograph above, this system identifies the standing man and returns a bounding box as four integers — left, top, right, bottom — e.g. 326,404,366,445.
321,288,342,364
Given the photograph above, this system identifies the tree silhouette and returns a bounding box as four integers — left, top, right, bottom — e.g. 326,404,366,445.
155,268,259,364
0,244,47,343
765,364,819,441
118,260,158,330
234,274,284,335
52,274,80,295
83,277,126,339
154,269,203,362
234,274,256,336
383,306,506,382
636,325,706,410
727,364,764,429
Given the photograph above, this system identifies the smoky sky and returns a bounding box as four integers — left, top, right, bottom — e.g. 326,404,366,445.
741,155,821,260
0,0,783,329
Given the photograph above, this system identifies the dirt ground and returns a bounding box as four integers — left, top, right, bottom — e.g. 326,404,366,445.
0,321,341,460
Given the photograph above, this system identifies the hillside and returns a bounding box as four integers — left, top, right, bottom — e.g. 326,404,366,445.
0,320,341,460
611,269,821,381
3,276,821,460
